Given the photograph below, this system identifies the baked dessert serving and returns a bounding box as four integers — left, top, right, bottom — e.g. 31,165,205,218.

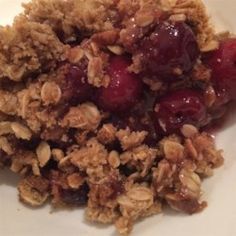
0,0,235,234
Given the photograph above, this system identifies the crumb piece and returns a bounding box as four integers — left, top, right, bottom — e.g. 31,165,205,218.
116,184,161,235
67,173,85,189
70,138,108,178
191,63,211,81
0,90,18,115
120,145,157,177
87,56,109,88
116,128,148,151
51,148,64,162
201,40,219,52
61,103,101,131
11,150,40,176
58,156,77,174
165,194,207,214
0,16,67,81
18,175,49,206
142,78,163,91
23,0,116,36
86,205,119,224
97,123,117,144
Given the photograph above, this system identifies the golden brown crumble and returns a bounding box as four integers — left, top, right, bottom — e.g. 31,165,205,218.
0,0,225,235
116,128,148,151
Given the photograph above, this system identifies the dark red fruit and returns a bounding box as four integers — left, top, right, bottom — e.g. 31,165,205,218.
205,38,236,102
153,89,207,134
60,183,89,206
97,56,143,113
62,65,93,104
139,22,199,79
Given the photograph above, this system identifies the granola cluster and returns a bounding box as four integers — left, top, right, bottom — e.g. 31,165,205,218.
0,0,224,235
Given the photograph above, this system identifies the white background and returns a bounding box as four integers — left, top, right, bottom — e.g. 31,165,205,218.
0,1,236,235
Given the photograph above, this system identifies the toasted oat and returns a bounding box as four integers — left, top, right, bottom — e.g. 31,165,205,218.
41,81,62,105
18,176,49,206
163,140,184,162
179,168,201,198
108,151,120,169
169,13,187,22
36,141,51,167
107,45,124,55
51,148,64,162
181,124,199,138
0,121,14,136
0,0,226,235
11,122,32,140
0,137,14,155
97,123,117,144
67,46,85,64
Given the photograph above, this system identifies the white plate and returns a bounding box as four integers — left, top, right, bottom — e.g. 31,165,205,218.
0,1,236,236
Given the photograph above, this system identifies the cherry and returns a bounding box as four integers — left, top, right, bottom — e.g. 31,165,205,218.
60,183,89,206
97,56,143,113
205,38,236,103
62,65,94,104
153,89,207,135
139,22,199,79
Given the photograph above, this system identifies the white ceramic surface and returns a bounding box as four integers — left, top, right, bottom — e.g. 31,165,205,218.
0,1,236,236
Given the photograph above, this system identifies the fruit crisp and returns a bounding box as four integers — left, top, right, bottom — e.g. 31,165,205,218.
2,0,236,234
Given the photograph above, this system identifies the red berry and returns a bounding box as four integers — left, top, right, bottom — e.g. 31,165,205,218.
139,22,199,79
97,56,143,113
153,89,207,134
60,183,89,206
62,65,93,104
206,38,236,102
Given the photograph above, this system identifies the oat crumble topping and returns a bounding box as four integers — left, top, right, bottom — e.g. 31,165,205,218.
0,0,231,235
